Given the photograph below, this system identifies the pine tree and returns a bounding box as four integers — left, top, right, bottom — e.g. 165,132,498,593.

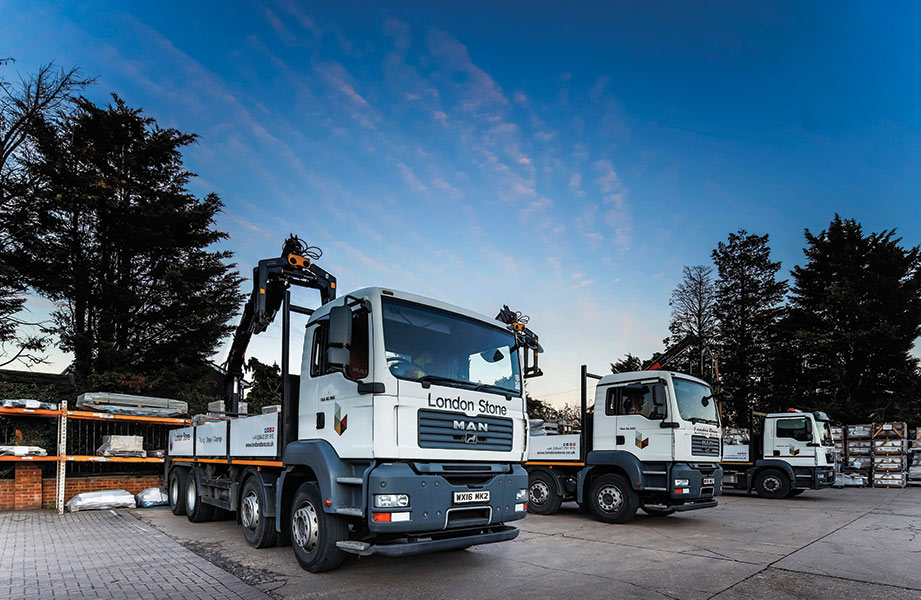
712,230,787,424
610,353,643,373
6,95,243,398
786,216,921,422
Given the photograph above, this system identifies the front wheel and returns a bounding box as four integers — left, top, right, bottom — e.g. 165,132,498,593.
754,469,790,499
290,482,348,573
527,471,562,515
587,474,639,524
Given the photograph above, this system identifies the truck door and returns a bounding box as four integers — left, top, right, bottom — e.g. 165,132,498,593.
771,416,815,463
299,305,373,459
603,379,673,463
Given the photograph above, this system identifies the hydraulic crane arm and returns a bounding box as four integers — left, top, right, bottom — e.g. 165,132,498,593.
496,305,543,379
223,235,337,408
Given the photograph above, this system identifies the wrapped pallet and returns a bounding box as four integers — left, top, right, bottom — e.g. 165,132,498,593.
872,422,907,488
872,471,906,488
96,435,146,458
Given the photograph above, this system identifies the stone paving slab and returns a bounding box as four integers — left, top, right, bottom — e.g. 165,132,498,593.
0,510,270,600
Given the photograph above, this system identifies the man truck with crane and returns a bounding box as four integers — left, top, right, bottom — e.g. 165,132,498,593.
164,236,542,572
525,337,723,523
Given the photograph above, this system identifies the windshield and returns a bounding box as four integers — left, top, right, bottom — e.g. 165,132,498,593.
673,378,719,424
382,297,521,395
818,420,833,446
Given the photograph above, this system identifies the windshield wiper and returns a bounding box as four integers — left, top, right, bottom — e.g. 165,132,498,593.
417,375,477,390
474,382,516,397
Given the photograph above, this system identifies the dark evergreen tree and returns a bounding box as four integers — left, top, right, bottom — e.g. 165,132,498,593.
0,61,93,367
6,95,243,399
244,357,282,414
786,216,921,422
610,353,643,373
712,230,787,425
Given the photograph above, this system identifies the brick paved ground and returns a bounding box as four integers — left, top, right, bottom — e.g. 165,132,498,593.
0,510,271,600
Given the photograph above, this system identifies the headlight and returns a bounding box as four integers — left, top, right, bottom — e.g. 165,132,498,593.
374,494,410,508
516,488,528,502
674,479,689,487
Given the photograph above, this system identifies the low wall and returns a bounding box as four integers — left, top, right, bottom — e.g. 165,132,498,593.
0,464,163,511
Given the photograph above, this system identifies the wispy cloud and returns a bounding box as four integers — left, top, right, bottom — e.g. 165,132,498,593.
397,162,428,192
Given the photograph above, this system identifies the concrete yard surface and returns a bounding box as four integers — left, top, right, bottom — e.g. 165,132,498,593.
132,486,921,599
2,487,920,599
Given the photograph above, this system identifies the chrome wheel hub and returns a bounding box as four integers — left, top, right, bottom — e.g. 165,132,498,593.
597,485,623,513
241,492,260,529
170,478,179,506
763,476,782,493
530,481,550,505
292,502,319,552
186,479,196,512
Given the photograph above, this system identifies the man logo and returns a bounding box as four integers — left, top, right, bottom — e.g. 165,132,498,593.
453,420,488,432
334,403,347,436
635,431,649,449
465,432,478,444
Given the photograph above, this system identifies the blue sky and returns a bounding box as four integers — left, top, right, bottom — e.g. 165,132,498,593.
4,1,921,407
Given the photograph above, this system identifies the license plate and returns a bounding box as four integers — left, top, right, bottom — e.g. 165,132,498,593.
453,491,490,504
703,477,715,485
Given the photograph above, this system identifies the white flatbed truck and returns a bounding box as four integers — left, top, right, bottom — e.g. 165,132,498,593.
720,410,836,498
525,366,722,523
165,237,538,571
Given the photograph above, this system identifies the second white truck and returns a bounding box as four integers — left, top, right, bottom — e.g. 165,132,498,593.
525,366,723,523
720,410,836,498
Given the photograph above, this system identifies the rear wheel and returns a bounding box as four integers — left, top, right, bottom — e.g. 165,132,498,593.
240,477,277,548
754,469,790,499
527,471,562,515
588,474,639,524
168,468,188,516
290,482,348,572
186,470,215,523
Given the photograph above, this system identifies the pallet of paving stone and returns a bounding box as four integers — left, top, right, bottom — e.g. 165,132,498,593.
872,422,908,440
872,455,907,471
847,424,872,439
872,471,907,488
847,440,872,456
873,438,908,455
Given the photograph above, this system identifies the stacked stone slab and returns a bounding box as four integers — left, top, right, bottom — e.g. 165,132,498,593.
871,422,908,488
908,428,921,485
845,424,873,479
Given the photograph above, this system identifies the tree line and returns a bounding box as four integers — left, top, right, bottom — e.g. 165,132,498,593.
648,223,921,426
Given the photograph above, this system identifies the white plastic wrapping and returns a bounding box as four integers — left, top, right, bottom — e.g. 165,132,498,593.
0,399,58,410
135,487,169,507
0,445,47,457
65,489,137,512
76,392,187,417
96,435,146,457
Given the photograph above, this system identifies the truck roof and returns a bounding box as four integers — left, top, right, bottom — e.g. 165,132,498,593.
596,370,710,387
308,286,510,331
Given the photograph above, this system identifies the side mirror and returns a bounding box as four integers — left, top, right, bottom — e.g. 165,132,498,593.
327,305,352,369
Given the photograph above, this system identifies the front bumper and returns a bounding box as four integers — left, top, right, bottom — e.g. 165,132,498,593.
337,525,519,556
794,466,835,489
668,463,723,501
366,462,528,533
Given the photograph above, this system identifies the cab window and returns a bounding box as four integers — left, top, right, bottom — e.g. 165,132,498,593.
776,418,811,442
605,382,665,420
309,309,370,380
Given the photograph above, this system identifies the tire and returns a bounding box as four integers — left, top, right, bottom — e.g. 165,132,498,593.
754,469,790,499
168,468,188,516
527,471,562,515
240,477,277,549
290,482,348,573
587,474,639,524
787,489,805,497
186,470,215,523
642,507,676,517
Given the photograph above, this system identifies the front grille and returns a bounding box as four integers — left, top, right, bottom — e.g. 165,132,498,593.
418,409,513,451
691,435,720,457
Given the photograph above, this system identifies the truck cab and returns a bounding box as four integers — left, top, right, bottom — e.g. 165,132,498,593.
721,410,836,498
526,368,722,523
